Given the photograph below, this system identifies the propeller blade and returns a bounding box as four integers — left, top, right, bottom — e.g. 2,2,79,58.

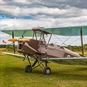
17,38,30,42
8,38,30,42
8,38,17,42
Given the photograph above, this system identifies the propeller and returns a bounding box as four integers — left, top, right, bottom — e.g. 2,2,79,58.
8,30,30,53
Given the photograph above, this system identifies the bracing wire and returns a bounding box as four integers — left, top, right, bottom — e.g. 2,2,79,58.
53,34,70,46
68,37,80,45
61,36,71,45
83,36,87,44
53,34,63,42
53,34,82,46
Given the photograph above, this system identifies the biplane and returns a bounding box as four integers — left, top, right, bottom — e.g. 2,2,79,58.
1,25,87,75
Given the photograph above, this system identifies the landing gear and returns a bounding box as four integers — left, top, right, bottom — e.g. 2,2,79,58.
25,65,32,73
43,67,51,75
24,56,51,75
25,59,38,73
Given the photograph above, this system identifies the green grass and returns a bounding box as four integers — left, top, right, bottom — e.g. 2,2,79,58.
0,51,87,87
76,51,87,56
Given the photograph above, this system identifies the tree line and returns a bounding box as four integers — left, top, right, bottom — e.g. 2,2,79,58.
0,44,87,52
65,44,87,51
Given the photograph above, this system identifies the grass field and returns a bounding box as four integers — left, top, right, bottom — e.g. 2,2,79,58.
0,51,87,87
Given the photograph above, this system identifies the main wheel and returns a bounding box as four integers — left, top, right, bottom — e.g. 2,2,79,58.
25,65,32,73
43,67,51,75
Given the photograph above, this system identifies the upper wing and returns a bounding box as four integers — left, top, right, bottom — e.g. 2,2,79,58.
42,57,87,65
41,26,87,36
1,26,87,36
1,29,33,37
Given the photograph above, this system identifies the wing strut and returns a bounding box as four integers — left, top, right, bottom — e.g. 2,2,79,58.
12,31,16,53
80,29,84,56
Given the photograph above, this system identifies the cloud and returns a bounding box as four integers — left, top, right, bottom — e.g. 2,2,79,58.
40,0,87,9
0,0,87,30
0,0,87,45
1,3,87,18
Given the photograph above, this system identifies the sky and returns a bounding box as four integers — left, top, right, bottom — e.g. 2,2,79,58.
0,0,87,45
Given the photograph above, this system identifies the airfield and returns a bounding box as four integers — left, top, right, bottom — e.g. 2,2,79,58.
0,50,87,87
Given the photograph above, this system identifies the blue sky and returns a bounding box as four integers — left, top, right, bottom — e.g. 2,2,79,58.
0,0,87,45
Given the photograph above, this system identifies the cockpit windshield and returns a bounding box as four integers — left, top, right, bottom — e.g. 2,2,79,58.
32,27,52,45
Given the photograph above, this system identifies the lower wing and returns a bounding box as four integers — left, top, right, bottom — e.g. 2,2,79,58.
42,57,87,65
3,52,25,58
3,52,87,65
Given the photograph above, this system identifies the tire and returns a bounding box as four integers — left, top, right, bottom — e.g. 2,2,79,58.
25,65,32,73
43,67,51,75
